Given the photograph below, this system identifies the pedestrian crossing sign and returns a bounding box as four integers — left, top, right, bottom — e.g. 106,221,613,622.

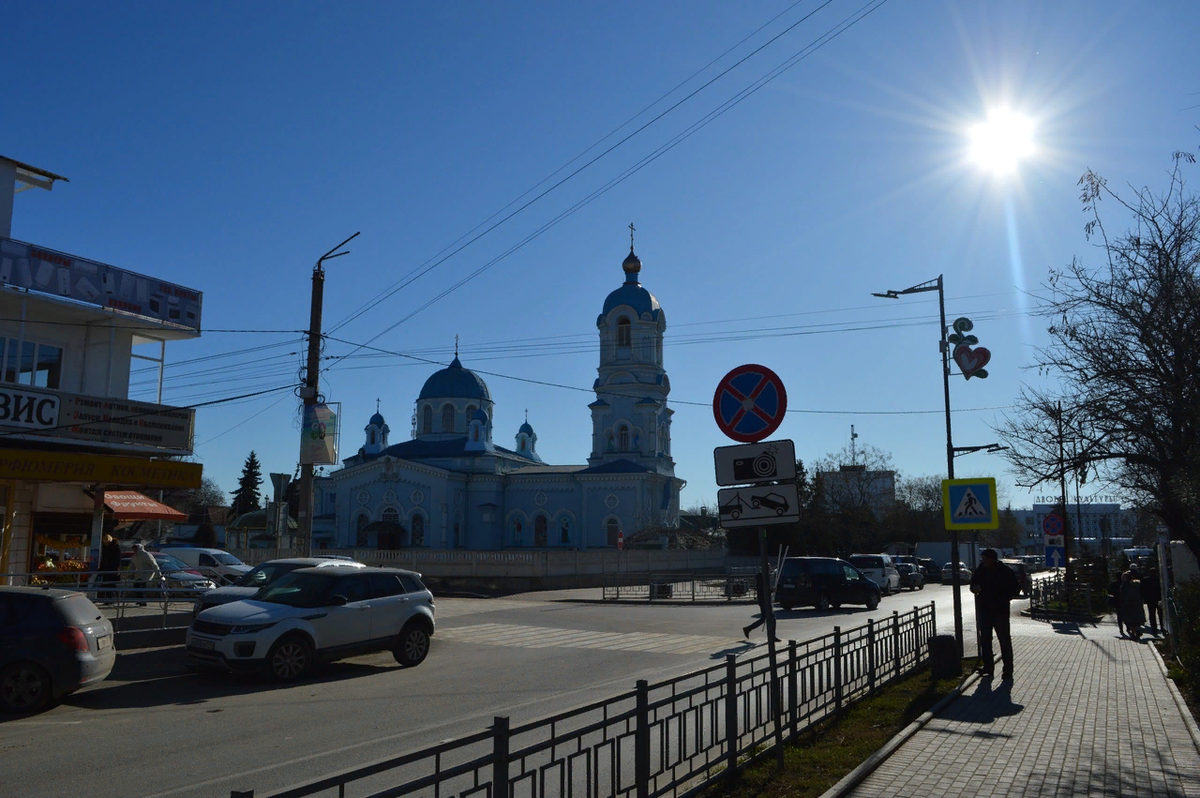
941,478,999,530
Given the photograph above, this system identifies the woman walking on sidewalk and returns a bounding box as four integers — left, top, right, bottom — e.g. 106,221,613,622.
1119,571,1145,639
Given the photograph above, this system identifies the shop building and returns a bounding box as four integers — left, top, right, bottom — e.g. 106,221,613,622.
0,155,203,579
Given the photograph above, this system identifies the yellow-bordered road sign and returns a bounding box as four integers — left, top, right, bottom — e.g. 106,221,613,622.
941,478,999,530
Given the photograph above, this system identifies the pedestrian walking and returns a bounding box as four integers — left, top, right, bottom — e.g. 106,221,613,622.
1140,568,1162,635
130,543,160,606
1119,571,1145,639
742,571,779,642
1108,575,1125,636
969,548,1020,680
97,534,122,603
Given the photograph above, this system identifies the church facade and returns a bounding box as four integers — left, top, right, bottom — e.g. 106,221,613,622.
311,245,683,550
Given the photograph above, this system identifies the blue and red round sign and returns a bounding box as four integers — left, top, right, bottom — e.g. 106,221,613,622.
1042,514,1064,536
712,364,788,442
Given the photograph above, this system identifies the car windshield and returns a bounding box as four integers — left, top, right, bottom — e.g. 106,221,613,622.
152,553,191,571
236,563,300,587
211,552,246,566
254,572,338,608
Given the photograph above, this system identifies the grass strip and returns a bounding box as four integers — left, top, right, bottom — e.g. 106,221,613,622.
698,660,975,798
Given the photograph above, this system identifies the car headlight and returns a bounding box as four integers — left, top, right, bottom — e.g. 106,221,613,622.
228,622,276,635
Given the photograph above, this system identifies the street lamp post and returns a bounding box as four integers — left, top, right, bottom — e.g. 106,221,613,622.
873,275,967,653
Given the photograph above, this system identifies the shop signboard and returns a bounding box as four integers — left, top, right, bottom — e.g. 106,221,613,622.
0,385,194,452
0,236,203,330
0,449,202,488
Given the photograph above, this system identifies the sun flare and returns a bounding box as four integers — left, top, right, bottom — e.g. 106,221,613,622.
968,109,1035,175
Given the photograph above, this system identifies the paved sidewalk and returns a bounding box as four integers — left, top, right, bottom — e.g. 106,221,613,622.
846,613,1200,798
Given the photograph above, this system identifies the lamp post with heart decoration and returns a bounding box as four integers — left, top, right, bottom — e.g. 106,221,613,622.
873,274,985,657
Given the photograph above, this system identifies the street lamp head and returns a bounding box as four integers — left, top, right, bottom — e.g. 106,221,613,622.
871,291,899,299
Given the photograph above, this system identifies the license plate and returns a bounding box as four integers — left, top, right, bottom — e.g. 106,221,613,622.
193,638,216,650
96,635,111,650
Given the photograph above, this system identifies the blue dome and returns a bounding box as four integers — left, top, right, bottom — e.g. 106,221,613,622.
472,408,489,422
519,421,534,435
369,412,386,427
601,282,660,318
419,357,492,401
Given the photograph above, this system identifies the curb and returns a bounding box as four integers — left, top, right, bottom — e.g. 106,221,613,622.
818,670,979,798
1149,642,1200,755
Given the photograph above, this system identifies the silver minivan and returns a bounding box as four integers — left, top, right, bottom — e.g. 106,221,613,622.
154,547,250,585
847,554,901,595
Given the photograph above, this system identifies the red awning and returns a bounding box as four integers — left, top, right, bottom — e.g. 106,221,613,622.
102,491,187,521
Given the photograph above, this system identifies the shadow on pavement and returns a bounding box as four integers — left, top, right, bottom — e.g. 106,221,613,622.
58,653,405,712
944,680,1025,725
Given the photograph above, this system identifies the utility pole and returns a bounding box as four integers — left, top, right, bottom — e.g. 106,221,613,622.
297,233,358,557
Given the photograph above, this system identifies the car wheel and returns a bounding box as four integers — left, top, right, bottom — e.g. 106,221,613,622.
266,635,312,682
865,593,880,611
393,623,431,667
815,593,831,611
918,583,925,590
0,661,52,713
780,602,794,612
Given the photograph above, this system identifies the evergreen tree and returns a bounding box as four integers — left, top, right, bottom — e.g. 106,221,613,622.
230,451,263,517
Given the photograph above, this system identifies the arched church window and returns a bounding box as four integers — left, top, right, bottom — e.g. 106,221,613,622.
355,514,369,548
442,404,455,433
411,514,424,547
605,431,614,452
519,438,526,451
422,405,432,434
368,429,375,445
534,515,548,547
512,518,523,545
606,519,620,546
466,404,476,419
559,518,570,544
617,317,631,348
618,425,629,451
473,426,480,442
382,507,399,524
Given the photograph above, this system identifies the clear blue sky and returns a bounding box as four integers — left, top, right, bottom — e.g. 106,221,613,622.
5,1,1197,511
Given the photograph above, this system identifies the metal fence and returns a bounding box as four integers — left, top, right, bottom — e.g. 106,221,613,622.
1029,572,1094,616
230,603,937,798
2,568,208,629
601,573,761,602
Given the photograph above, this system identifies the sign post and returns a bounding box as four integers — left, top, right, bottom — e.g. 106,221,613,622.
713,363,789,771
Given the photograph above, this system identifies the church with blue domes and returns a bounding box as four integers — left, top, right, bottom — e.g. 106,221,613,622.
311,243,683,550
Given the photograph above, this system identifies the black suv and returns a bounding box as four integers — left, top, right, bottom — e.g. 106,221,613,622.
774,557,881,612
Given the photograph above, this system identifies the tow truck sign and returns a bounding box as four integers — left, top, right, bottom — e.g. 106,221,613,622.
717,483,800,528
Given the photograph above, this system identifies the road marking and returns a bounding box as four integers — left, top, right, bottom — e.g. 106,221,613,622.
438,623,738,654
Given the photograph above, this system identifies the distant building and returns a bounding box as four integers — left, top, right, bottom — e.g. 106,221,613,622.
818,464,896,518
1011,503,1138,555
311,243,684,550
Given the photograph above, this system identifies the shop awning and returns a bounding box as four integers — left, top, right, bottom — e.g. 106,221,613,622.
101,491,187,521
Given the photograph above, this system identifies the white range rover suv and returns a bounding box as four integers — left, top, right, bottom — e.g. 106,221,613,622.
186,565,435,681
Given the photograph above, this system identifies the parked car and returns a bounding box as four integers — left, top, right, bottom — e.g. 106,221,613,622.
774,557,881,612
186,566,435,682
847,554,901,595
194,557,366,616
941,562,973,583
1001,559,1032,597
917,558,942,582
0,586,116,713
153,547,250,585
132,552,219,600
895,563,925,591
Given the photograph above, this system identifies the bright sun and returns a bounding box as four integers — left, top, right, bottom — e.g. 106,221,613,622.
968,109,1035,175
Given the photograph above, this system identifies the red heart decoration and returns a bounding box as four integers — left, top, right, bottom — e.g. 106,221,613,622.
953,343,991,378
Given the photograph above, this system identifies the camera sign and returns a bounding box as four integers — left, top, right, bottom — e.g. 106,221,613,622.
714,439,796,487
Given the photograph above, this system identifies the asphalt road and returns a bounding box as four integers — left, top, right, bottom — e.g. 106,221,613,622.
0,581,988,798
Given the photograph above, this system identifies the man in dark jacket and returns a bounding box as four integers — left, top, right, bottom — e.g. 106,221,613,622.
970,548,1021,680
1140,568,1162,635
742,570,779,642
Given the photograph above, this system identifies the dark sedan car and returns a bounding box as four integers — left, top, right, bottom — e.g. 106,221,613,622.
0,586,116,713
896,563,925,591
